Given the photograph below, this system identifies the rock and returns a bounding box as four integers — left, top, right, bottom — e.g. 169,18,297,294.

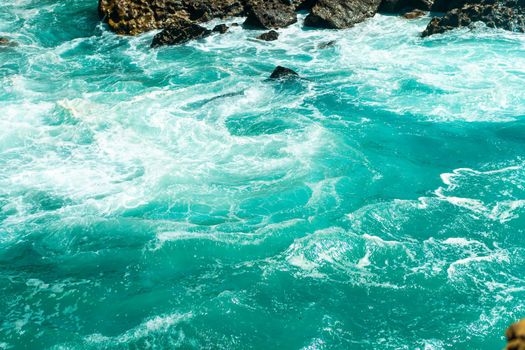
318,40,337,49
293,0,318,10
213,24,229,33
506,319,525,350
0,37,17,47
270,66,299,80
257,30,279,40
422,1,525,37
98,0,246,35
403,9,426,18
244,0,297,29
304,0,383,29
379,0,433,12
151,22,212,47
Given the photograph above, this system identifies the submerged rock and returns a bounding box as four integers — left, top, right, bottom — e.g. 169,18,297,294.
213,24,229,33
257,30,279,41
304,0,382,29
244,0,297,29
0,37,18,47
422,1,525,37
151,22,212,47
506,319,525,350
270,66,299,80
318,40,337,48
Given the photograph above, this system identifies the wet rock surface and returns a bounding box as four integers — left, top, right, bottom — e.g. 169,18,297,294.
244,0,297,29
269,66,299,79
213,24,229,33
304,0,383,29
422,1,525,37
151,21,212,47
257,30,279,41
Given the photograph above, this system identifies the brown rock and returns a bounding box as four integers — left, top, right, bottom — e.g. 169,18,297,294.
98,0,246,35
403,9,426,19
506,319,525,350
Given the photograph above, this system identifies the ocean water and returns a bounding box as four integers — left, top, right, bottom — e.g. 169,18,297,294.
1,0,525,349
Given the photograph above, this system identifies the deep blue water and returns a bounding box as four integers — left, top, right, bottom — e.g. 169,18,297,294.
1,1,525,349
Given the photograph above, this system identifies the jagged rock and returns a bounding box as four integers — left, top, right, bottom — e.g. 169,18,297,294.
379,0,433,12
244,0,297,29
422,1,525,37
257,30,279,40
98,0,246,35
506,319,525,350
403,9,426,18
270,66,299,79
151,22,212,47
213,24,229,33
304,0,383,29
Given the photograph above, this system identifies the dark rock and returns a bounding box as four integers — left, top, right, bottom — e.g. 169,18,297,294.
293,0,318,10
318,40,337,48
304,0,383,29
213,24,229,33
99,0,246,35
244,0,297,29
379,0,433,13
422,1,525,37
270,66,299,80
151,22,212,47
231,22,240,26
403,9,426,18
257,30,280,40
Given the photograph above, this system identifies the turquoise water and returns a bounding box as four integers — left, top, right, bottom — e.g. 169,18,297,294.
1,1,525,348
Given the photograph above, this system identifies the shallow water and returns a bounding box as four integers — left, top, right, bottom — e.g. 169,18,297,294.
1,1,525,349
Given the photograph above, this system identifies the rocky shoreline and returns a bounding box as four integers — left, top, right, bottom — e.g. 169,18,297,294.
98,0,525,47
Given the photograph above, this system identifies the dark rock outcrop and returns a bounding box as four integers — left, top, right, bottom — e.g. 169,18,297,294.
270,66,299,79
422,1,525,37
506,319,525,350
213,24,229,33
151,21,212,47
304,0,383,29
257,30,280,40
244,0,297,29
379,0,433,12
